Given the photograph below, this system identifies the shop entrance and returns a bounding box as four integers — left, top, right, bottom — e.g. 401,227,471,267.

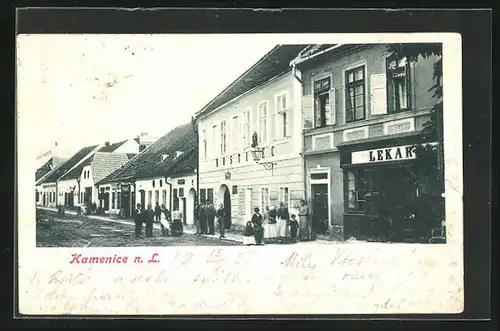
218,184,232,230
311,184,329,235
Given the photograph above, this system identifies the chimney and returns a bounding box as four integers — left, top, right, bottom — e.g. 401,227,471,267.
105,141,110,147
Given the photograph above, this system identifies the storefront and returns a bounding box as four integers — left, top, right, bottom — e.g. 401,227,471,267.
338,135,444,243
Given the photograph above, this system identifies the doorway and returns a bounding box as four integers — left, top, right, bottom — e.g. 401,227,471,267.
186,188,196,225
139,190,145,209
218,184,232,229
182,197,187,224
311,183,329,235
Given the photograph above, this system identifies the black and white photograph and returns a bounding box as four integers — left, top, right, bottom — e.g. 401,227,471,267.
33,38,446,248
17,19,471,315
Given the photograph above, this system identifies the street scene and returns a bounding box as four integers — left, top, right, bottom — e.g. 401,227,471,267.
34,38,447,247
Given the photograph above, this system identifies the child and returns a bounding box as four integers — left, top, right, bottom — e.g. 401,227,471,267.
243,221,256,246
251,207,264,245
288,214,299,242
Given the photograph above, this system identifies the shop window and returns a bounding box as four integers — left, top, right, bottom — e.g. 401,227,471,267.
345,66,366,123
200,189,206,203
207,188,214,204
387,56,411,113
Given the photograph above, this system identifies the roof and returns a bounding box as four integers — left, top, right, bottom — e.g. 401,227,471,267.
97,140,129,153
90,152,131,184
126,153,136,160
36,156,68,181
97,122,195,184
35,158,69,186
37,145,98,184
290,44,371,68
195,44,306,118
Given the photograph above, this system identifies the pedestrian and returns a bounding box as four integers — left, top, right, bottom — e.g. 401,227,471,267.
216,203,225,239
242,221,256,246
277,201,290,241
154,202,162,223
160,204,170,236
145,204,154,238
194,202,201,235
207,203,216,235
199,202,207,234
134,203,143,238
288,214,299,243
171,208,183,236
251,207,264,245
298,199,311,241
263,205,277,243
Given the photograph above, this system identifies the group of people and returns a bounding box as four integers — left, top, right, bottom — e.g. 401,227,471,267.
134,202,184,238
197,202,228,239
243,199,311,245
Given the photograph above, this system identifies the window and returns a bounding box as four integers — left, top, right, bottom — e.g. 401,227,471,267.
279,187,290,208
220,121,227,155
387,56,410,113
155,190,160,206
200,189,207,203
80,192,83,203
117,192,121,209
112,192,116,209
346,169,382,213
243,110,250,148
207,188,214,204
160,179,163,187
313,77,332,128
202,129,207,158
231,117,239,152
260,187,270,212
232,185,238,195
258,102,268,144
212,124,217,157
276,93,290,138
345,66,366,122
162,190,167,206
147,190,152,207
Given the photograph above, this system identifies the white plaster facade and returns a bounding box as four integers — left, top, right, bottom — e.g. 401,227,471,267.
113,139,140,154
196,71,304,228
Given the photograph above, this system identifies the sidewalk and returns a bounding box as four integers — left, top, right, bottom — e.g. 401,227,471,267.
37,206,244,244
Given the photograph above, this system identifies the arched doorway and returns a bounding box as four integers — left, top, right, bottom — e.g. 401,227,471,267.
217,184,232,230
186,188,196,225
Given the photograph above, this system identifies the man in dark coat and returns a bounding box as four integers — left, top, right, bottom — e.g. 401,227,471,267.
134,203,143,238
199,202,207,234
145,204,154,238
207,203,216,235
154,203,162,223
216,203,225,239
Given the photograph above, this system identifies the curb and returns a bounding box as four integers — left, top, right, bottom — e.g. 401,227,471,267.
37,207,244,244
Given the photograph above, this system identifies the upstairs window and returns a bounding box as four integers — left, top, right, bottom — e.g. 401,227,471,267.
220,121,227,155
387,56,411,113
276,93,290,138
314,77,332,127
243,110,251,148
345,66,366,123
258,102,268,144
202,129,207,159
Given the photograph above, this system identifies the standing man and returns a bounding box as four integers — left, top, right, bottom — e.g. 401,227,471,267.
134,203,143,238
207,202,216,235
145,204,154,238
216,203,225,239
199,202,207,234
171,208,184,236
154,202,162,223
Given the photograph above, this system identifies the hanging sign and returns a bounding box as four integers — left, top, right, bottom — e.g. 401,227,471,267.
351,144,417,165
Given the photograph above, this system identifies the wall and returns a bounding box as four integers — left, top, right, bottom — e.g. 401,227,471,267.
40,182,57,207
135,177,170,209
79,165,98,205
114,139,140,154
56,179,78,206
197,71,305,228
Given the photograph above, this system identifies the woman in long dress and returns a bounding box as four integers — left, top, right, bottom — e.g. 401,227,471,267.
298,199,311,241
277,202,290,240
264,205,278,242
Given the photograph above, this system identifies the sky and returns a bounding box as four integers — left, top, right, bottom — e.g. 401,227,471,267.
17,34,279,160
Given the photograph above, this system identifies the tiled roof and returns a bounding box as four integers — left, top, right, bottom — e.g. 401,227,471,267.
37,145,98,184
195,45,306,117
90,152,131,184
35,158,69,186
164,147,198,177
98,122,195,184
98,140,128,152
36,156,68,181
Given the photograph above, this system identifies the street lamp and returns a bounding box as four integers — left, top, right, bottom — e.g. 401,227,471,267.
250,131,277,175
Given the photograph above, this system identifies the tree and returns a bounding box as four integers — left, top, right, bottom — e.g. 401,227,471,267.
387,44,445,239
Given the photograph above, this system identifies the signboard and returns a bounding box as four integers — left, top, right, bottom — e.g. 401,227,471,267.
351,144,417,165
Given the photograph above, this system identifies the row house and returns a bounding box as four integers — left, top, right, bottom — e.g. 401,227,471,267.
56,139,139,210
35,156,68,206
194,45,306,230
97,123,198,223
290,43,443,240
36,144,100,208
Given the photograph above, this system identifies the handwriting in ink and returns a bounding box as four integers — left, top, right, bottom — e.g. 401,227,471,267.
48,269,91,285
281,252,316,270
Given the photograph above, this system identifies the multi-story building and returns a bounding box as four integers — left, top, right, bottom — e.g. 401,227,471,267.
35,156,67,206
194,45,306,230
290,43,443,241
